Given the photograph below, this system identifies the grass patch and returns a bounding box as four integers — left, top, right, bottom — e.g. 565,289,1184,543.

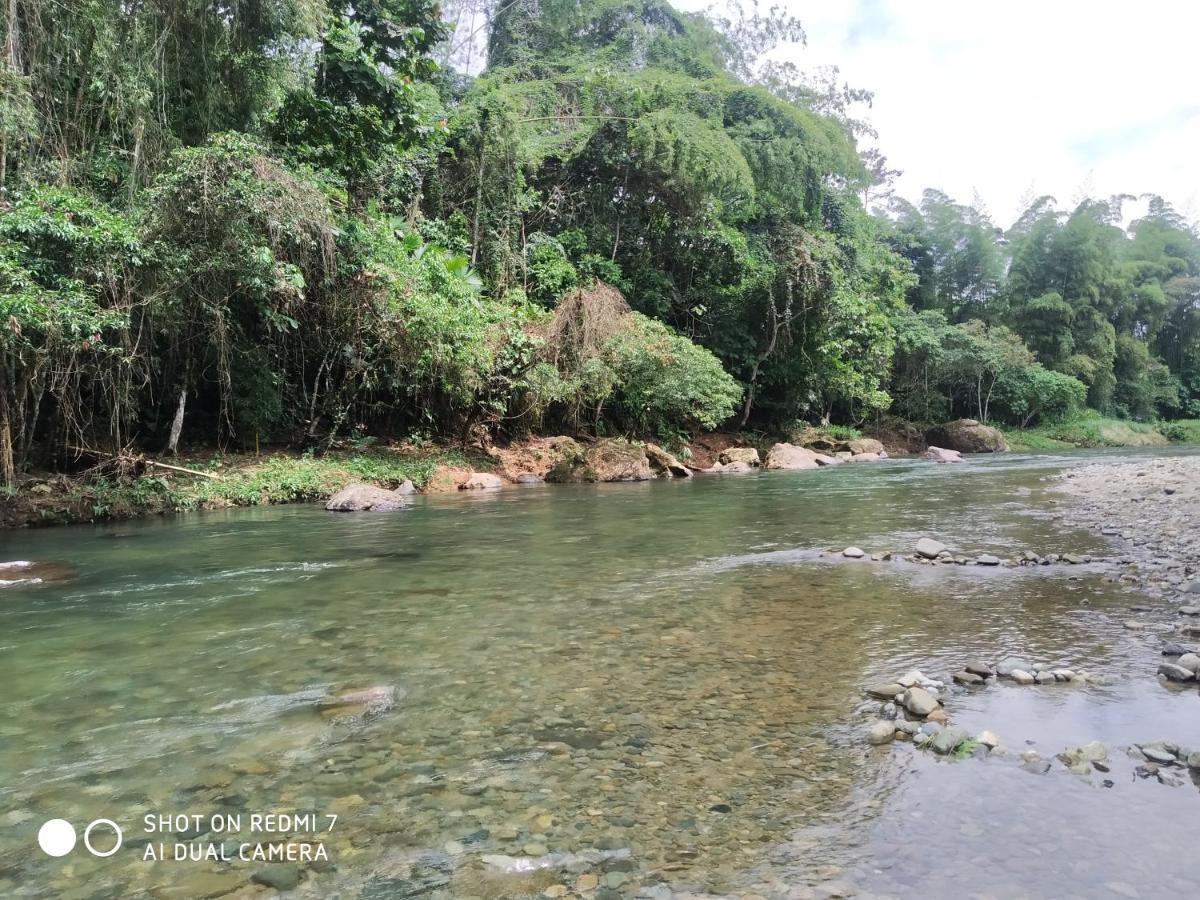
1008,413,1172,451
1160,419,1200,444
4,445,493,527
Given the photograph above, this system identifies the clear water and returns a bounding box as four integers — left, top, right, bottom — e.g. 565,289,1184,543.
2,452,1198,899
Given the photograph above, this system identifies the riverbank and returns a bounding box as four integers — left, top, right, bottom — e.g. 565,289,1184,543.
0,446,494,528
4,418,1197,528
1007,414,1199,451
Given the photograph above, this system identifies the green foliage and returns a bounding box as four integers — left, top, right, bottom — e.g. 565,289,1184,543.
607,313,743,432
1008,411,1172,451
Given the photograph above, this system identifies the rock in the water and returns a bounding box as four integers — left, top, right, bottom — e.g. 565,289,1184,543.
976,730,1000,748
515,473,544,484
847,452,882,462
763,442,823,470
930,726,969,754
462,472,504,490
1187,751,1200,770
252,864,301,891
1010,669,1035,685
901,686,940,717
975,554,1001,566
866,683,905,701
866,721,895,745
1178,606,1200,617
1059,741,1107,767
964,661,994,677
1175,653,1200,673
996,657,1032,677
644,443,692,478
1139,745,1177,764
1161,641,1195,656
548,439,653,483
394,479,417,495
953,671,984,686
1158,662,1195,682
922,445,963,463
916,537,947,559
719,447,761,467
1184,581,1200,594
846,438,884,455
701,460,755,475
842,546,865,559
325,483,410,512
927,419,1008,453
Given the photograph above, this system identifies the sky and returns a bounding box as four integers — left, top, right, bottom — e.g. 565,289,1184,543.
673,0,1200,228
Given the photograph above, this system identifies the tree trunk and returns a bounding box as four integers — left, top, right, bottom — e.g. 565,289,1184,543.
166,388,186,455
0,390,14,488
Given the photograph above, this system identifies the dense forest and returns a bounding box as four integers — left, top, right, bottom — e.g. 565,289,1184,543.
2,0,1198,486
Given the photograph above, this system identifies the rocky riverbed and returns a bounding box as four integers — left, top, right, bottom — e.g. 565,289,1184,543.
1054,454,1200,603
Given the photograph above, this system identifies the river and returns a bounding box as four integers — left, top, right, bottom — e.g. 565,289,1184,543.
2,450,1198,899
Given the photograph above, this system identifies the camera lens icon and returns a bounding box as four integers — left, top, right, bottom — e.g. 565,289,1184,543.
38,818,123,858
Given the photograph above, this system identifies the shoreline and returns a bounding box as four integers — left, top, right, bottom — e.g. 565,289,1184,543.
3,424,1196,530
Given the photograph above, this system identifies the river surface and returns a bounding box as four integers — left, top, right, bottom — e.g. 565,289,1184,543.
2,450,1199,899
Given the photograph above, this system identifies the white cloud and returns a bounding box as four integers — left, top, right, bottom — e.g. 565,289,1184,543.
674,0,1200,226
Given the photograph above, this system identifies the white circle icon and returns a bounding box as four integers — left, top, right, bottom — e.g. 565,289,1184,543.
37,819,77,857
83,819,123,857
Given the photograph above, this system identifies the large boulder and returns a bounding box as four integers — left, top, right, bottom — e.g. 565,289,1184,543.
719,447,761,467
846,438,884,455
462,472,504,490
325,483,410,511
644,443,692,478
922,446,963,463
547,439,653,483
486,436,584,481
927,419,1008,453
763,443,822,470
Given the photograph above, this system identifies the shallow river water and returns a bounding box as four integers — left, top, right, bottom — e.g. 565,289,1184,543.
2,451,1199,900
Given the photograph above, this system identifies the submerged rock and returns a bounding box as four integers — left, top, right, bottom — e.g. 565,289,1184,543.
0,560,76,587
996,657,1032,677
922,446,963,463
325,483,410,511
930,726,970,755
866,721,895,745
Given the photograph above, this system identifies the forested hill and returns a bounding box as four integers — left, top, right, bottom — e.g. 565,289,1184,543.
1,0,1197,485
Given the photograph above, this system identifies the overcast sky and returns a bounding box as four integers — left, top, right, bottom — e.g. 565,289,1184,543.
673,0,1200,228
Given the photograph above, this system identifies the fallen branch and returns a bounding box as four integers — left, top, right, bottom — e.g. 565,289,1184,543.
69,446,221,480
144,459,221,480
